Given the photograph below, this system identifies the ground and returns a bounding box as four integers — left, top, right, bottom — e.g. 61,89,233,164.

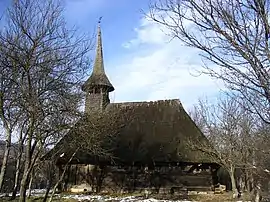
0,190,254,202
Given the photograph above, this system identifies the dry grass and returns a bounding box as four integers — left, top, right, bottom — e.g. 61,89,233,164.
188,192,252,202
147,191,251,202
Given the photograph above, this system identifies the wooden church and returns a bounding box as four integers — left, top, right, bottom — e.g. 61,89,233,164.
44,23,220,194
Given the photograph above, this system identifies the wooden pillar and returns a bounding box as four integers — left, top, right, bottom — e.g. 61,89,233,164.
74,165,78,185
57,165,64,192
211,165,219,186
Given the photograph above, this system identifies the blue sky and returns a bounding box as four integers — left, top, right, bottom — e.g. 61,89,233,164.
0,0,222,110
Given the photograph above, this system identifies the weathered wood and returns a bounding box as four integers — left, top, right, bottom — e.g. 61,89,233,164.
60,163,218,194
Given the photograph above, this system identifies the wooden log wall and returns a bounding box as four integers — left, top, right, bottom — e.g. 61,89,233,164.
64,163,217,193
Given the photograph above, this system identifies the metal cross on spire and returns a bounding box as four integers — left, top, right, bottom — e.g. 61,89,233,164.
98,16,103,24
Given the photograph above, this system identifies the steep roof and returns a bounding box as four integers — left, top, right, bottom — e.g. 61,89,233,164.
82,23,114,92
44,99,216,166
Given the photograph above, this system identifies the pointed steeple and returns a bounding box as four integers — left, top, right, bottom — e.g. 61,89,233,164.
93,20,105,75
82,20,114,92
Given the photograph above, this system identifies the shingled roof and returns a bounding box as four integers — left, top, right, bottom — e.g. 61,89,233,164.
81,23,114,92
44,99,215,166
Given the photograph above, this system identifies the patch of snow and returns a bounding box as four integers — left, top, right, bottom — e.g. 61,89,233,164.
27,189,47,194
60,153,65,157
1,190,195,202
264,169,269,173
236,201,251,202
62,194,194,202
63,194,106,201
0,193,20,198
0,189,51,198
63,194,103,201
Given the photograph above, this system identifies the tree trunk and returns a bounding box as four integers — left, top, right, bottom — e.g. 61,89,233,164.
27,171,34,198
48,149,78,202
10,121,27,200
42,179,52,202
238,175,244,195
19,137,31,202
48,166,68,202
253,178,262,202
229,167,238,198
11,141,23,199
43,162,54,202
19,155,40,202
11,155,22,199
0,128,12,192
244,169,249,192
19,173,29,202
96,166,106,193
19,135,38,202
19,152,39,202
254,182,261,202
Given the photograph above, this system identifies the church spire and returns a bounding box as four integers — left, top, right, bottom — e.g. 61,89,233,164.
82,19,114,92
92,18,105,75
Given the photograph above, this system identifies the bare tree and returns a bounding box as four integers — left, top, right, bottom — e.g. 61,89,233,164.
0,40,23,192
0,78,14,193
0,0,91,201
189,96,256,198
189,95,270,199
251,120,270,201
148,0,270,124
48,148,79,202
72,110,127,160
45,108,132,194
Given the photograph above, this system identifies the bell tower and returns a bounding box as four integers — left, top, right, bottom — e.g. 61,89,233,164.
82,21,114,114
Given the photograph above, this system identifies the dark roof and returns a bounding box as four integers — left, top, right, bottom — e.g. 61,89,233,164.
82,73,114,92
82,25,114,92
44,99,216,165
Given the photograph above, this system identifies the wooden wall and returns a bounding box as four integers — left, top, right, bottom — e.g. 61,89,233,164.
62,163,218,194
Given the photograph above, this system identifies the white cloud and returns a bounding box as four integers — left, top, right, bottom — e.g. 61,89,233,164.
107,16,222,110
122,17,170,48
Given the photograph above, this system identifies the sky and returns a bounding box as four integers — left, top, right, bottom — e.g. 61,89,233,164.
0,0,223,110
